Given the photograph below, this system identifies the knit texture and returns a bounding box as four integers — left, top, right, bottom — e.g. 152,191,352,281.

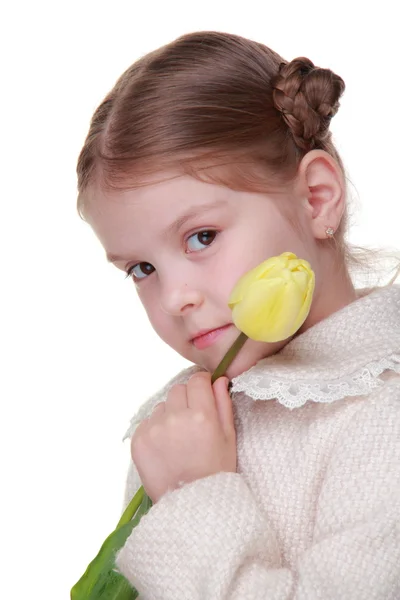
116,285,400,599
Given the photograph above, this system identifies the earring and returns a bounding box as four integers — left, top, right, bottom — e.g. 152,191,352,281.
325,227,335,238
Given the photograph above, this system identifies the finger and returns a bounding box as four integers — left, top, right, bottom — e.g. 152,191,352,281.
150,402,166,418
139,403,165,432
186,372,217,418
164,383,188,412
212,376,235,440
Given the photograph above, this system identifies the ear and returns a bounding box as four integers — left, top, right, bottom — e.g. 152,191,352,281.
296,150,345,240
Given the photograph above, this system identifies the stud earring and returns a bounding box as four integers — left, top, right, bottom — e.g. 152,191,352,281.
325,227,335,238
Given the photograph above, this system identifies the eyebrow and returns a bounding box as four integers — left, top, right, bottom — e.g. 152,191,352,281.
106,199,227,263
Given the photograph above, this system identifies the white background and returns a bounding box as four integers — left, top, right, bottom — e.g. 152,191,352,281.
1,1,399,597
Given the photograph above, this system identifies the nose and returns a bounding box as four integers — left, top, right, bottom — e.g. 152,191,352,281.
159,279,204,316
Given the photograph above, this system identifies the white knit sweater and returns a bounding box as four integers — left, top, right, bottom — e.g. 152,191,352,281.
116,284,400,599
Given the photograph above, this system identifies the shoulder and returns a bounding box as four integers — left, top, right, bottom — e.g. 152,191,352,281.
368,373,400,410
122,364,204,440
337,375,400,443
318,376,400,515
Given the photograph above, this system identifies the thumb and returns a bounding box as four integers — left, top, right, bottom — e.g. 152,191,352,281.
213,376,235,439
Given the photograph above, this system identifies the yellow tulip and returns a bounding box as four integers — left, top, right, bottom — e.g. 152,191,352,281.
228,252,315,343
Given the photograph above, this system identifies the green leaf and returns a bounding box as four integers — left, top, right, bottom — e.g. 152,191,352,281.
71,489,153,600
71,521,137,599
83,567,137,600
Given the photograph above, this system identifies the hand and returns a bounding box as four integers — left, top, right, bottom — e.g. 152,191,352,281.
131,372,237,503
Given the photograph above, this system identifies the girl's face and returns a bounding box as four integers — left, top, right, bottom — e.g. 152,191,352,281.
86,174,319,378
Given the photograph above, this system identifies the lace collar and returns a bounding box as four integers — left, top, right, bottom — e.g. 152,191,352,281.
124,285,400,439
230,284,400,408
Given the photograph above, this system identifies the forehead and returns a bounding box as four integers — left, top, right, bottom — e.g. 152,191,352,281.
86,175,231,224
84,174,235,256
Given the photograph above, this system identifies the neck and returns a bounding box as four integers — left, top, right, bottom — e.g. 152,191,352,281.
300,262,358,334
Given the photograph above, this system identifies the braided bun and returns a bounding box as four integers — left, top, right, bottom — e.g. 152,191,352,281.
272,57,345,151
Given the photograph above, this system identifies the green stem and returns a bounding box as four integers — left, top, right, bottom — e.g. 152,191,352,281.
116,485,145,529
211,331,248,384
118,332,248,531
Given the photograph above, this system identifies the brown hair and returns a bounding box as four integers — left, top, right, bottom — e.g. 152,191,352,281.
77,31,350,254
77,32,345,192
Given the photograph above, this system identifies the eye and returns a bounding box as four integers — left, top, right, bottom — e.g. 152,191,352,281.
186,230,218,252
126,262,155,281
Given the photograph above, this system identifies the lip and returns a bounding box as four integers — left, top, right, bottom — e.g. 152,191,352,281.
191,324,232,350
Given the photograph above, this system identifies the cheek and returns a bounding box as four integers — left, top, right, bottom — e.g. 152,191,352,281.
139,292,178,345
217,263,251,304
137,290,160,329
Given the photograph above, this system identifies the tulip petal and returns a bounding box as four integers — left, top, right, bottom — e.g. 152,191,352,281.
228,254,296,305
231,278,303,342
228,253,315,343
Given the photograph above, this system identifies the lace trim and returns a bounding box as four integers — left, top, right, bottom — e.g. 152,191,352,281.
230,354,400,409
123,354,400,439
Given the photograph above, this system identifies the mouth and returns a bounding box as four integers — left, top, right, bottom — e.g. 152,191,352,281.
190,324,232,350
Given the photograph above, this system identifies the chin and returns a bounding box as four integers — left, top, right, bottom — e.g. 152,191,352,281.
187,335,288,381
223,338,286,380
218,345,263,380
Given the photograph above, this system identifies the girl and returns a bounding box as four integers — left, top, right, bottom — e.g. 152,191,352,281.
76,31,400,599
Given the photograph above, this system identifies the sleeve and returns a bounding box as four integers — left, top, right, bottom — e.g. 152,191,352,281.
122,365,202,442
115,382,400,600
121,459,142,513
